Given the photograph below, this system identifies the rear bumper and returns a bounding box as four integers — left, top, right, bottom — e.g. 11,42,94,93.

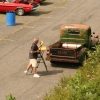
46,56,79,63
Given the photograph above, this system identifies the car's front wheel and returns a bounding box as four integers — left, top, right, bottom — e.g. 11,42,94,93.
16,8,25,16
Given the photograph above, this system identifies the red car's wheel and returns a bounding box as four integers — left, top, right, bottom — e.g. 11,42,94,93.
16,8,25,16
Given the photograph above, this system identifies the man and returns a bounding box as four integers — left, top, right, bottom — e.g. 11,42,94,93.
24,38,43,78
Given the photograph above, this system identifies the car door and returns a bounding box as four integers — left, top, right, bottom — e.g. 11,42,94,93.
0,0,16,12
0,1,7,12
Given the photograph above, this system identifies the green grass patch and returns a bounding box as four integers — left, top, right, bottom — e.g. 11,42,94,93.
43,45,100,100
6,93,16,100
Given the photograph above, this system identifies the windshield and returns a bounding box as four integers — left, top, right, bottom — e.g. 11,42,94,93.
5,0,14,2
68,29,80,35
8,0,14,2
6,0,33,3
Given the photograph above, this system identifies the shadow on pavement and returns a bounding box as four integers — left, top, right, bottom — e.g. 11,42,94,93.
16,23,24,25
40,2,53,6
26,69,63,76
38,69,63,76
26,10,51,16
51,62,81,69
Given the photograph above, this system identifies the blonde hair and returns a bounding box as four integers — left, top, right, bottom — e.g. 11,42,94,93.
33,38,39,42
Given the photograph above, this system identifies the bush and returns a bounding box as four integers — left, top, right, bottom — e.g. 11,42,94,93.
43,45,100,100
6,93,16,100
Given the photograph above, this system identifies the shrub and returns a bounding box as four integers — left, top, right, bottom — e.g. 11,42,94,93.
6,93,16,100
43,45,100,100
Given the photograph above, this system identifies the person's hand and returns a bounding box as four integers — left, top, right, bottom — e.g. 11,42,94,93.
36,50,40,53
38,41,43,50
40,41,43,46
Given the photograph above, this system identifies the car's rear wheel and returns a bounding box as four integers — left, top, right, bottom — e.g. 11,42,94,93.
79,47,87,65
50,61,56,63
83,54,87,62
16,8,25,16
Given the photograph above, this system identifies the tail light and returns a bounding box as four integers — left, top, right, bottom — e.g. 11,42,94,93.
46,49,50,55
75,51,79,59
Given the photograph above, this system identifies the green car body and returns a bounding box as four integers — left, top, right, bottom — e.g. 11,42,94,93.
46,24,99,64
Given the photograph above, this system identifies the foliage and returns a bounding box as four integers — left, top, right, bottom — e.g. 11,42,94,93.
43,45,100,100
6,93,16,100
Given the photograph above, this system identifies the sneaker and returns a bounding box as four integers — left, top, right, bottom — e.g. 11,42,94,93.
33,74,40,78
24,70,28,74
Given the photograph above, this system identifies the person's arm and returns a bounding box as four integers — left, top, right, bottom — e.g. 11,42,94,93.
30,50,39,54
30,45,40,54
38,41,43,50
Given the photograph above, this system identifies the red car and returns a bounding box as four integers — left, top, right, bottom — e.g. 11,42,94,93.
0,0,40,16
34,0,45,3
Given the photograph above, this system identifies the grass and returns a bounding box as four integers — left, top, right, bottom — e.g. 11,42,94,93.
43,45,100,100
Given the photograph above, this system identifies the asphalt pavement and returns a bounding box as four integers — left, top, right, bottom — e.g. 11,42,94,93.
0,0,100,100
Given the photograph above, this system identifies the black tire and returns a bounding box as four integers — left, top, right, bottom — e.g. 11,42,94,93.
50,61,57,67
50,61,56,64
16,8,25,16
79,48,87,64
83,54,87,62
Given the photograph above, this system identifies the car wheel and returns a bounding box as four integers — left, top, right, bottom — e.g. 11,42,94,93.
50,61,56,63
50,61,57,67
83,54,87,62
16,8,25,16
79,47,87,65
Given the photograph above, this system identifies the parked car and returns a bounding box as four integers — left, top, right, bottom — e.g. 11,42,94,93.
0,0,40,16
46,24,99,64
34,0,45,3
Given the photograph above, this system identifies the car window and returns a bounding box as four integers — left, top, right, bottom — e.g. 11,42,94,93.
68,29,80,35
6,0,14,2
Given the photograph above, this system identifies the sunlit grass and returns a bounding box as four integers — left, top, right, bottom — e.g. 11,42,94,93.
43,44,100,100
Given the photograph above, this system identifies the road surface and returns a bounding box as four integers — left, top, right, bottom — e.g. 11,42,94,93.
0,0,100,100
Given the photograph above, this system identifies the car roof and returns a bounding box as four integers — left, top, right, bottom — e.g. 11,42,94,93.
61,24,90,30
